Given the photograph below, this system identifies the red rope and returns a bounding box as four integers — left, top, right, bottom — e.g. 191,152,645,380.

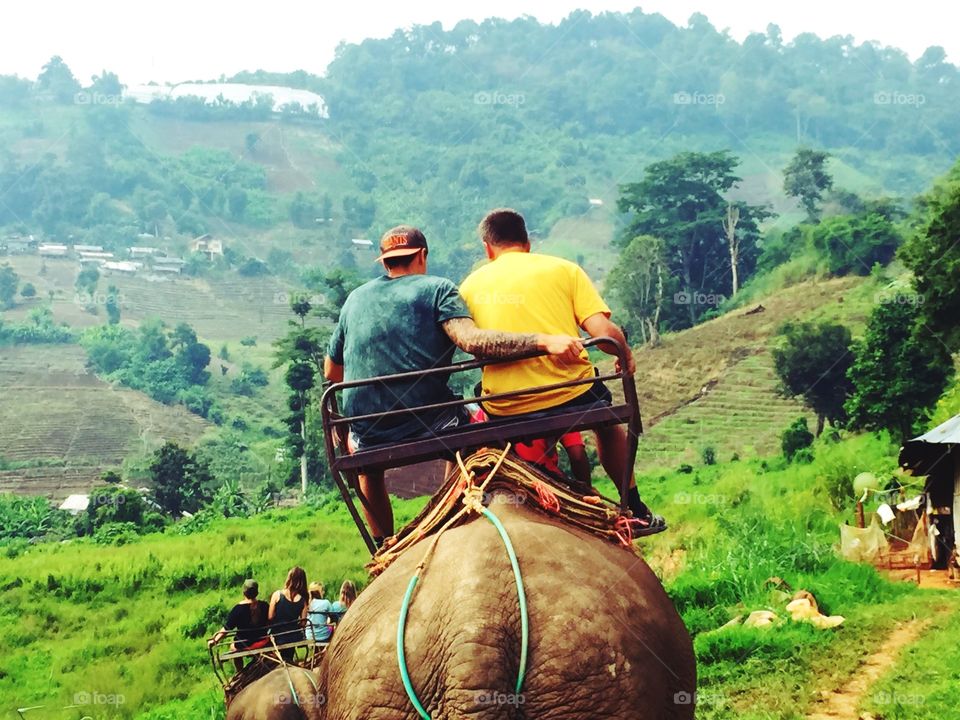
531,480,561,514
614,515,634,547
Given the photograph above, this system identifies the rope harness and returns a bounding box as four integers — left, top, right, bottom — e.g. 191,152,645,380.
388,447,641,719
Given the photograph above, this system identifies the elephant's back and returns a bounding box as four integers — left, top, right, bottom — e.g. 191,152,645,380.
322,500,695,719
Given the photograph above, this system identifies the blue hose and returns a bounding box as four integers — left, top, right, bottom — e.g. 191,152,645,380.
396,506,529,719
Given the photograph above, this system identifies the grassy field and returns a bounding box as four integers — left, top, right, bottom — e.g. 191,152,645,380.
1,430,954,720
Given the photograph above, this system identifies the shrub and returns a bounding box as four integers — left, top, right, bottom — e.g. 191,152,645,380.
93,522,140,546
782,417,815,461
701,446,717,466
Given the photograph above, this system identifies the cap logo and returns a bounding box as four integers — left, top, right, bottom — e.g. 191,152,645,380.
382,234,411,251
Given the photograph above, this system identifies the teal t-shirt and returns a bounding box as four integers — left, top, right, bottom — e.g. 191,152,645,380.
327,274,470,445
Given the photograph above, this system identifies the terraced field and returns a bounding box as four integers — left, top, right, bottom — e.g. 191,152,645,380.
0,345,210,498
622,274,873,468
636,352,815,467
108,274,294,341
1,255,299,342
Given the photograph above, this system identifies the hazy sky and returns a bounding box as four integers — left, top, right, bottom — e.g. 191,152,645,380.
1,0,956,85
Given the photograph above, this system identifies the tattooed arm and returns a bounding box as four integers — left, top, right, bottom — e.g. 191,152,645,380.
442,317,583,364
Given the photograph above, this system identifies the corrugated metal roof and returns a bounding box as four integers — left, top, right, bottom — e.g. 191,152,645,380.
899,414,960,476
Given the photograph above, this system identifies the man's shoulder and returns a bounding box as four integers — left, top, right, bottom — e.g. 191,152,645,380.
529,252,581,272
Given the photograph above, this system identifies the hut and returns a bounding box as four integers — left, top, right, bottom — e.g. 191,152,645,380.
899,414,960,569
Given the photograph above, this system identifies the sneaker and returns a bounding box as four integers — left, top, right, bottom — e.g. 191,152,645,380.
633,512,667,537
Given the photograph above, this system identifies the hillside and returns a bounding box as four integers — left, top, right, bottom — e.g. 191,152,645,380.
0,345,210,498
592,274,876,468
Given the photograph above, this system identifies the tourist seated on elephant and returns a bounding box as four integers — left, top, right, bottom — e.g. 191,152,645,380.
459,208,665,534
305,582,334,643
268,566,308,661
323,225,583,547
207,578,269,672
328,579,356,623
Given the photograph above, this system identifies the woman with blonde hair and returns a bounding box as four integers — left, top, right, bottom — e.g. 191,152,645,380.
330,579,357,623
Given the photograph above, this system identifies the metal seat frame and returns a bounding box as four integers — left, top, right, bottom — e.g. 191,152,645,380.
320,336,642,554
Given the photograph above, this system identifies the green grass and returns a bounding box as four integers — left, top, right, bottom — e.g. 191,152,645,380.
860,598,960,719
0,496,425,718
632,431,935,719
0,430,952,719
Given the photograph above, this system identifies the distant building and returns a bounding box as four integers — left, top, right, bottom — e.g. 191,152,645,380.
73,244,104,253
191,234,224,260
130,246,160,257
102,261,141,275
123,82,328,118
59,494,90,515
78,251,114,260
153,257,186,275
351,238,373,247
1,236,38,254
588,198,604,207
38,243,69,257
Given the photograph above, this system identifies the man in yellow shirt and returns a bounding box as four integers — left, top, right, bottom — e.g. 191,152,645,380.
460,208,665,534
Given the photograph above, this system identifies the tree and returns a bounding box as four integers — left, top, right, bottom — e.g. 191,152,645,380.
901,176,960,352
783,148,833,222
37,56,81,103
273,298,329,494
88,70,122,97
810,211,901,276
617,151,773,328
227,187,248,219
772,321,854,436
75,266,100,296
781,417,814,461
846,302,954,442
722,203,741,295
0,264,19,308
105,284,120,324
20,282,36,299
171,322,211,385
605,234,667,346
149,442,213,516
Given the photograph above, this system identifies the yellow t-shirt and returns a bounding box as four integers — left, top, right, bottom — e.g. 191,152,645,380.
459,251,610,415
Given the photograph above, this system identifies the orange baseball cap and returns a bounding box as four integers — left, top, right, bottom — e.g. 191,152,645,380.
376,226,428,262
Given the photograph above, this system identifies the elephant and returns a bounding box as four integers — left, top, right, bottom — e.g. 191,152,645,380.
226,663,325,720
228,490,696,719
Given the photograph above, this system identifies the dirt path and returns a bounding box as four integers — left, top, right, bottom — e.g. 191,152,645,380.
806,618,928,720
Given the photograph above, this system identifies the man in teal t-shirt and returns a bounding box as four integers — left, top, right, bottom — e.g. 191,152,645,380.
324,225,583,546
